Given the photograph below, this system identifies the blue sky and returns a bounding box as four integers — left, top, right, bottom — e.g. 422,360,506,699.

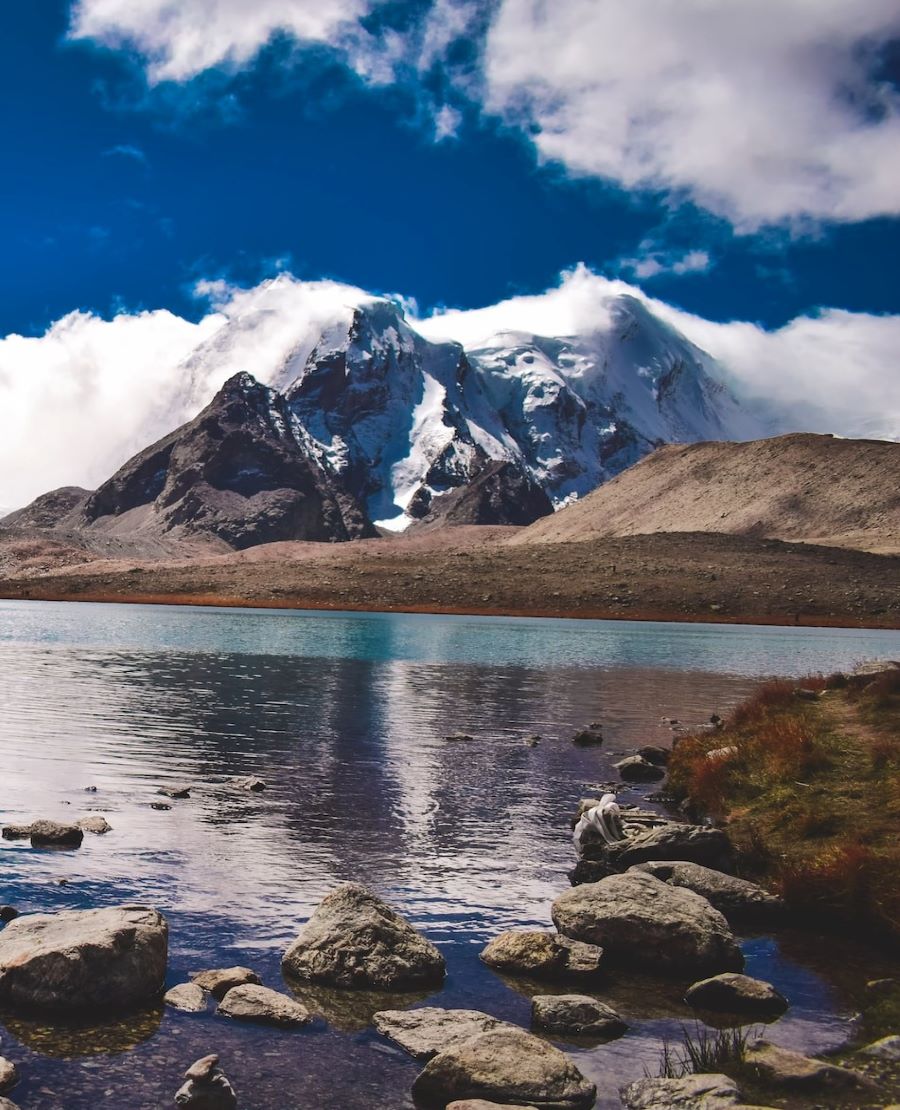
0,0,898,509
2,0,899,338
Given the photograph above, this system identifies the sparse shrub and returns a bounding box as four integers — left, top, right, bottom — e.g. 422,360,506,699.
655,1023,756,1079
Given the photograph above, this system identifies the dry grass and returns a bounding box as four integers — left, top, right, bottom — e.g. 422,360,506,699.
667,669,900,940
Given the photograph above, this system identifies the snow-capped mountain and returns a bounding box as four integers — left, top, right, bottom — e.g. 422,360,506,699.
13,278,770,546
278,291,767,528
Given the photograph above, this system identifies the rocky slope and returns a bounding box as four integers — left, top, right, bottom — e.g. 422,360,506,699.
510,434,900,553
75,372,374,549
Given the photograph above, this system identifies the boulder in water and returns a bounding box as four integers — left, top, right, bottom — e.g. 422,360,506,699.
0,905,167,1014
412,1026,596,1109
282,883,445,990
552,871,743,976
216,984,311,1027
373,1008,509,1061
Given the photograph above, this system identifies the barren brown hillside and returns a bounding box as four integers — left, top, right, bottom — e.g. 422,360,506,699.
509,434,900,553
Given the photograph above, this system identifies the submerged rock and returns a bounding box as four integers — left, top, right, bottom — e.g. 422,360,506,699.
531,994,626,1038
480,931,603,980
685,973,787,1015
744,1040,874,1092
158,785,191,799
373,1007,509,1061
572,727,604,747
629,861,783,924
174,1054,237,1109
552,872,743,976
0,905,167,1014
282,883,445,990
76,816,112,835
217,984,311,1027
165,983,208,1013
412,1026,596,1110
231,776,266,792
190,967,260,1001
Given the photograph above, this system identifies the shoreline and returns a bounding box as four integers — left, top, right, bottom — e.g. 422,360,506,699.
1,585,899,629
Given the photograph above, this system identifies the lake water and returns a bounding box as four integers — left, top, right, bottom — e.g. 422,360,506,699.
1,600,899,1109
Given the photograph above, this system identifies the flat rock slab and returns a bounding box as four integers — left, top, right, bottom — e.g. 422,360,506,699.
531,994,626,1038
217,984,311,1027
165,983,208,1013
0,904,167,1014
744,1040,874,1092
190,967,261,1000
29,821,84,848
685,973,788,1016
0,1059,17,1095
552,871,743,976
282,883,445,990
76,816,113,835
621,1073,773,1109
862,1034,900,1059
158,785,191,799
630,861,783,924
480,931,602,980
412,1026,596,1110
599,824,733,873
373,1008,509,1061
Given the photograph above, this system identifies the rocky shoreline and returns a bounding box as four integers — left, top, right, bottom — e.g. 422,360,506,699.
0,679,898,1109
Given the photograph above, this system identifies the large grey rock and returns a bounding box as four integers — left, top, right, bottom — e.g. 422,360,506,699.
480,931,602,979
574,824,733,884
531,994,626,1038
373,1007,509,1061
621,1073,766,1109
412,1026,596,1109
282,883,445,990
614,756,665,782
29,820,84,848
685,973,787,1016
190,967,260,1000
217,984,311,1027
744,1039,874,1092
0,905,167,1013
552,871,743,975
630,862,783,924
165,983,208,1013
0,1060,16,1095
174,1054,237,1109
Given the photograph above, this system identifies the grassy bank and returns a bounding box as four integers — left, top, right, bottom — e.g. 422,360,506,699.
667,666,900,940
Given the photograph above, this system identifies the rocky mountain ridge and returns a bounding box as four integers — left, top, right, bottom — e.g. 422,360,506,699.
4,288,770,548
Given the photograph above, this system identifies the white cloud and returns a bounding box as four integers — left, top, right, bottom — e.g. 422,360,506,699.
0,269,896,510
417,265,900,441
69,0,375,83
481,0,900,228
69,0,900,228
617,245,712,280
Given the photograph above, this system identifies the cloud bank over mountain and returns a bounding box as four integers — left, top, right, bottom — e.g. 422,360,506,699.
0,269,897,511
70,0,900,228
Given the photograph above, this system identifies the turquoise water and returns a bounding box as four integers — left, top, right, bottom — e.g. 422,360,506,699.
0,601,897,1109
